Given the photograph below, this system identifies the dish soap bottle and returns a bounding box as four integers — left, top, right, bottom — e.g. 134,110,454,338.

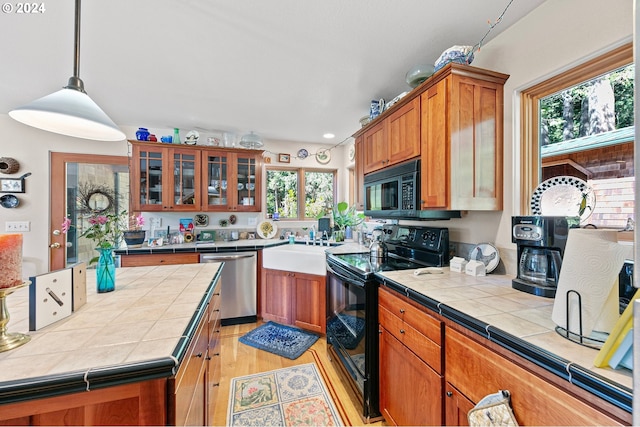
309,226,315,242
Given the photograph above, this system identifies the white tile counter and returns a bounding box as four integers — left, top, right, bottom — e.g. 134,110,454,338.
0,263,222,401
377,268,632,411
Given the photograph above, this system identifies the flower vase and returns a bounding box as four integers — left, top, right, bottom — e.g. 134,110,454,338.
334,229,345,242
96,247,116,293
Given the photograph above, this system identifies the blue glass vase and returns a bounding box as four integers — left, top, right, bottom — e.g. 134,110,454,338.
96,247,116,293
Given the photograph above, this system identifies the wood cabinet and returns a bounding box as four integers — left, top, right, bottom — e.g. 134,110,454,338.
420,66,507,210
445,327,626,426
378,286,443,426
130,142,201,212
120,252,200,267
354,63,508,212
444,382,474,427
130,140,263,212
354,135,365,210
201,149,262,212
363,98,421,174
170,279,221,426
261,268,326,333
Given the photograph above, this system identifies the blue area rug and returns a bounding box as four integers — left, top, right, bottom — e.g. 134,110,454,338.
239,322,319,360
326,313,365,350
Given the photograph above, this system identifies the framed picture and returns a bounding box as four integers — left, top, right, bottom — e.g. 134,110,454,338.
0,178,25,193
278,153,291,163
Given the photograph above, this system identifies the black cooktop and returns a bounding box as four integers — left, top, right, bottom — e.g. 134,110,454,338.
327,225,450,280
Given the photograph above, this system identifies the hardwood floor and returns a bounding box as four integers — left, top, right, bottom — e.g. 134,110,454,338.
212,321,386,426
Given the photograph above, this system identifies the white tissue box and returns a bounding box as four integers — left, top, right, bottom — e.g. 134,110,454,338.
465,260,486,277
450,256,467,273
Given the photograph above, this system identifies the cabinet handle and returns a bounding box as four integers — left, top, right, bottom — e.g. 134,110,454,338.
213,383,220,387
213,352,220,356
195,352,203,358
399,308,405,314
205,356,212,360
446,391,453,397
400,329,405,334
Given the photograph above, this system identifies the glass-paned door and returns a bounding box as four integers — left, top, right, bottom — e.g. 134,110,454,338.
236,155,257,210
204,153,229,209
50,153,129,271
172,151,197,207
138,149,163,208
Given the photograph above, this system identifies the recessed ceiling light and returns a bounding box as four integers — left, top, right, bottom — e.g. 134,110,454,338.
323,133,335,139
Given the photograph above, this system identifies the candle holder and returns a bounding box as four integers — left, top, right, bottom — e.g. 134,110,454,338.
0,281,30,352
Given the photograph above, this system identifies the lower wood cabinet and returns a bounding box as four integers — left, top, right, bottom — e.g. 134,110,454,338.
379,327,443,426
261,268,326,333
119,252,200,267
444,382,474,426
378,287,443,426
378,286,630,426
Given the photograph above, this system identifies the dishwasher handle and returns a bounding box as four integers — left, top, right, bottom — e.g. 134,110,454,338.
200,253,256,262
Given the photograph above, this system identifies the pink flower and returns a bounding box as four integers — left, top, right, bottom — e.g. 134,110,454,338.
61,218,71,234
133,214,144,228
89,216,108,225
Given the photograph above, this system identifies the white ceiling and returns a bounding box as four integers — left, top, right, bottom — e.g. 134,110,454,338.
1,0,546,145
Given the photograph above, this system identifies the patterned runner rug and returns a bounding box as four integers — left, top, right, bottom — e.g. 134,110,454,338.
227,363,343,426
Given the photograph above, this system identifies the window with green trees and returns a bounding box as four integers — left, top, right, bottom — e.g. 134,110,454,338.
266,168,335,219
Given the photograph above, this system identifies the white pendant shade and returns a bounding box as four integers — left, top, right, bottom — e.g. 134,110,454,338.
9,87,125,141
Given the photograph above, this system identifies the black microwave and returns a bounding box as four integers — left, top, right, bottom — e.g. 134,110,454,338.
363,160,460,220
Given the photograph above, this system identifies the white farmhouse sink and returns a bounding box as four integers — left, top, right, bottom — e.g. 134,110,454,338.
262,244,328,275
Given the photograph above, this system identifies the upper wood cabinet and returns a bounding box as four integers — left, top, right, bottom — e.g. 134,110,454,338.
362,98,421,174
421,67,508,210
130,141,263,212
354,63,509,212
354,135,365,210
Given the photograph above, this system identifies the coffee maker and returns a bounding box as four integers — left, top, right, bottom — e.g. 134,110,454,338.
512,216,580,297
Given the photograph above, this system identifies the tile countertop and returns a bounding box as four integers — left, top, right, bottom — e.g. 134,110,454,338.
0,263,222,402
377,268,632,411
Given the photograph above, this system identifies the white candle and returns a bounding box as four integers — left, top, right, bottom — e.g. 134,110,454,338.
0,234,23,289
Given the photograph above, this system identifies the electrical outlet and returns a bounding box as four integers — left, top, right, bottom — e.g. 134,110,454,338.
149,217,162,228
5,221,30,232
248,217,257,226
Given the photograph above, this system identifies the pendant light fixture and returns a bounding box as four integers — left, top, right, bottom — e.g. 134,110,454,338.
9,0,125,141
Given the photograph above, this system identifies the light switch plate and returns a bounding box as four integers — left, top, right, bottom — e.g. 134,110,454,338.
29,269,73,331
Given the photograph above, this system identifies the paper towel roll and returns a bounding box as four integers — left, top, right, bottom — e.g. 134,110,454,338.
551,229,627,337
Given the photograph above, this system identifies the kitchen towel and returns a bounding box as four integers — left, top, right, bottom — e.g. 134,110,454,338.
551,229,627,337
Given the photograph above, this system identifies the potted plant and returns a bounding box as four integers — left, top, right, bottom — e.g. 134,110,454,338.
123,214,146,248
332,201,365,242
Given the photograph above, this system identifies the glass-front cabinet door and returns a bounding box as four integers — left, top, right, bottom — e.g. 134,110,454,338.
133,145,165,211
203,152,230,210
235,154,259,211
171,149,200,211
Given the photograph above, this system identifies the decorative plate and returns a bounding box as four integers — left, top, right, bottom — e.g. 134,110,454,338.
349,145,355,162
316,148,331,164
469,243,500,274
229,214,237,224
194,214,209,227
530,176,596,223
256,220,278,239
297,148,309,159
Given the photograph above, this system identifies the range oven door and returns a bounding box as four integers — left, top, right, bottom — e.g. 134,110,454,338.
326,259,381,421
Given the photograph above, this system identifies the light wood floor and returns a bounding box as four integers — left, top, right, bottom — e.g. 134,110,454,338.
212,321,386,426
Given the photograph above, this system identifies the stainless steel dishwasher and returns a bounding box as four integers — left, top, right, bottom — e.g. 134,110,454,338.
200,251,257,325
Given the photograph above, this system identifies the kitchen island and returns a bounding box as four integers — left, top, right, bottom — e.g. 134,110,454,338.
377,268,632,425
0,263,222,425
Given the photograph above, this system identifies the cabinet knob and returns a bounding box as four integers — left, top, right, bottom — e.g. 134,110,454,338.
205,356,212,360
195,352,203,358
213,352,220,356
399,308,405,314
400,329,405,334
213,383,220,387
446,391,453,397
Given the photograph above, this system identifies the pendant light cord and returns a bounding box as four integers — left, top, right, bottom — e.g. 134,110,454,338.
66,0,85,93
